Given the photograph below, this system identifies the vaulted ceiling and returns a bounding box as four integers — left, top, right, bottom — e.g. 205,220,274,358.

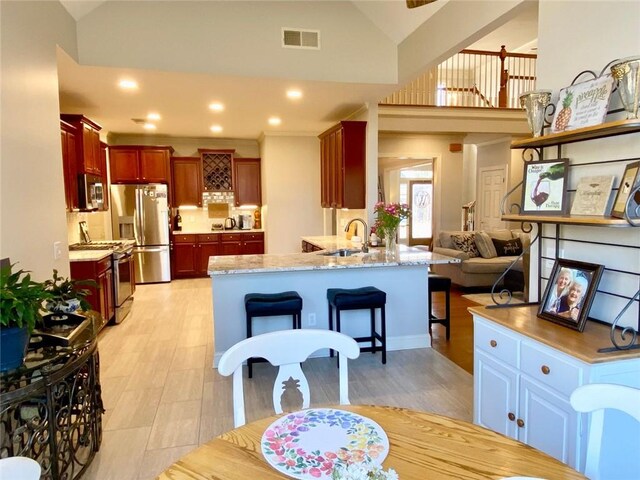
57,0,538,140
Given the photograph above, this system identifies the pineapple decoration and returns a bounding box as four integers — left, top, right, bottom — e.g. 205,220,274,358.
554,91,574,132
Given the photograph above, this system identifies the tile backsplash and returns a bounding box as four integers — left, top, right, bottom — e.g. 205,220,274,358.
177,192,261,232
67,211,112,243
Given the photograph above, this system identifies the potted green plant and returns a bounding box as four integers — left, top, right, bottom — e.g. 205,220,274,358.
43,269,95,318
0,263,52,371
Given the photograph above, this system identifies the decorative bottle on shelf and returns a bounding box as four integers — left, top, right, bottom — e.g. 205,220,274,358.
174,209,182,231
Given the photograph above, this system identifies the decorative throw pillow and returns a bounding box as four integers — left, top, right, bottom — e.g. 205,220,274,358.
474,231,498,259
492,237,523,257
450,233,480,257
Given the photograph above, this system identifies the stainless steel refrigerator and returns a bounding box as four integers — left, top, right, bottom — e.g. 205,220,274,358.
110,184,171,283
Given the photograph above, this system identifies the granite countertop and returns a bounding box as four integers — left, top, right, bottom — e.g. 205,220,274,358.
208,237,459,275
69,250,112,262
174,229,264,235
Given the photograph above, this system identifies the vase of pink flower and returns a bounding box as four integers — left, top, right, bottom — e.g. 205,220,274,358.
373,202,410,254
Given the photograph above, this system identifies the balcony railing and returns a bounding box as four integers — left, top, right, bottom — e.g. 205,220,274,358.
382,46,537,109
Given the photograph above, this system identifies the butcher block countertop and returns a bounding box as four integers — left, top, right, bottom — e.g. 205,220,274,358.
469,304,640,364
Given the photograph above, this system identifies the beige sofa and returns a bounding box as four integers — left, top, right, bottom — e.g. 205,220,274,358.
432,229,528,289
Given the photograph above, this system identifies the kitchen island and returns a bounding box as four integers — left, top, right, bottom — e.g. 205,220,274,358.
208,237,459,366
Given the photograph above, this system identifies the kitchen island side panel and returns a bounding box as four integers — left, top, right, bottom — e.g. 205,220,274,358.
210,265,429,367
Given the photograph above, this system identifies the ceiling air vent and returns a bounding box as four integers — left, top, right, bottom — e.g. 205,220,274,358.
282,28,320,49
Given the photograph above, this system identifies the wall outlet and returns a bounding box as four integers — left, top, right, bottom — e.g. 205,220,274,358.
308,313,316,326
53,241,62,260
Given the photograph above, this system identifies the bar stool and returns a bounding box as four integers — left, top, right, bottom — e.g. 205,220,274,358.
327,286,387,364
428,274,451,340
245,291,303,378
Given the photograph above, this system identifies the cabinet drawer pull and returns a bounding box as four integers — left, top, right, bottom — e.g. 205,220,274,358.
541,365,551,375
490,340,497,348
508,412,516,421
517,419,525,428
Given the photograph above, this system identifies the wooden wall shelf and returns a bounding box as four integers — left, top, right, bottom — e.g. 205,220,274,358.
511,119,640,149
501,213,631,227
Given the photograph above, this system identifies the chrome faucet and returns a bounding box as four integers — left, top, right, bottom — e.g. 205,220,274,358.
344,218,369,253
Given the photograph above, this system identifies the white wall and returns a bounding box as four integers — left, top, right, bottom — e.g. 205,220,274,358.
260,135,323,254
0,1,77,280
378,134,465,234
533,1,640,331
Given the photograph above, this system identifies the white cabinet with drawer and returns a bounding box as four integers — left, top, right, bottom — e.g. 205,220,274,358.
472,308,640,478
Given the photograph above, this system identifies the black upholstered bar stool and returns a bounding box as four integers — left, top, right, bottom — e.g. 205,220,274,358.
428,274,451,340
327,286,387,364
244,291,303,378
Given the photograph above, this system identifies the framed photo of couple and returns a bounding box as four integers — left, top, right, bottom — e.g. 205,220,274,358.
538,258,604,332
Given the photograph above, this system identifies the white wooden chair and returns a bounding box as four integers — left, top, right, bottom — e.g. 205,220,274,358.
0,456,41,480
570,383,640,480
217,329,360,427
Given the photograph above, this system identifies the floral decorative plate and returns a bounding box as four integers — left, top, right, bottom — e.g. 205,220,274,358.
261,408,389,479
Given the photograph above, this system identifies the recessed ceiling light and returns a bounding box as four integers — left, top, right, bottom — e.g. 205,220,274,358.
147,112,161,121
268,117,282,126
118,79,138,90
286,89,302,99
210,125,223,133
143,123,156,130
209,102,225,112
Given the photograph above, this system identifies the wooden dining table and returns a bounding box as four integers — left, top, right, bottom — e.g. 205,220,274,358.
157,405,586,479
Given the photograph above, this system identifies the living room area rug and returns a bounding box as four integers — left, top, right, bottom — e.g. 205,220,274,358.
462,292,525,306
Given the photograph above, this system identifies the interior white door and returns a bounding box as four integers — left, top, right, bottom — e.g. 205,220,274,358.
478,166,507,232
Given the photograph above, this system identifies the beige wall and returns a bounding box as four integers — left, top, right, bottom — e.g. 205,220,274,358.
76,1,397,84
0,1,77,280
398,0,528,83
107,134,260,158
260,135,323,254
378,133,465,234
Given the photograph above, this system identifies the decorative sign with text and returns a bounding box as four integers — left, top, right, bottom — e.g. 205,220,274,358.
570,175,615,216
551,75,614,133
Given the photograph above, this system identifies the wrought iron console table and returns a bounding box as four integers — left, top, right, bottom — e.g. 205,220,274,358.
0,314,103,479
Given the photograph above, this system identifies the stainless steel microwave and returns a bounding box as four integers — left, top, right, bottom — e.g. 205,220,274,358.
78,174,104,211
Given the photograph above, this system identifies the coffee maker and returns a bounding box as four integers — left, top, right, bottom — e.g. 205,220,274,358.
238,214,252,230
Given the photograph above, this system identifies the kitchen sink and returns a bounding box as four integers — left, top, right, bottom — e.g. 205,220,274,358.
319,248,362,257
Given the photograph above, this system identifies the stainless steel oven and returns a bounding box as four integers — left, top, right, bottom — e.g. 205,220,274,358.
113,246,134,323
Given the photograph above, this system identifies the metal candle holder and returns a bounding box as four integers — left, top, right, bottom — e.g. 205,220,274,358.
519,90,553,137
610,56,640,119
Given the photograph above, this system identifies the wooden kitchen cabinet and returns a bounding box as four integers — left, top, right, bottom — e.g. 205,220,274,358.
109,145,174,184
70,256,115,328
172,234,198,277
60,114,102,176
99,141,109,211
60,120,79,211
318,121,366,209
220,233,243,256
172,233,222,278
200,149,234,191
241,232,264,254
233,158,261,206
172,157,203,207
197,234,221,274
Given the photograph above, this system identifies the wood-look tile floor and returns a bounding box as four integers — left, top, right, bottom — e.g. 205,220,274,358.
84,278,475,480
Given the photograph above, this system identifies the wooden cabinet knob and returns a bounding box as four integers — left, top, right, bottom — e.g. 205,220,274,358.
541,365,551,375
508,412,516,421
490,340,497,348
517,419,525,428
